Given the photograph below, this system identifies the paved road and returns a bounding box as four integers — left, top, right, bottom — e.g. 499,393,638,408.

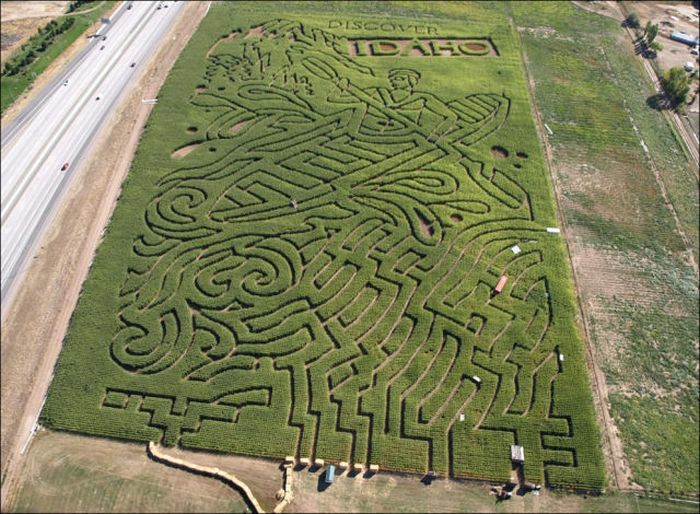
1,0,184,311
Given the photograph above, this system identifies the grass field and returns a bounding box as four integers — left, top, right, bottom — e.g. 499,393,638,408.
41,1,606,490
0,1,115,114
510,1,699,495
8,431,251,513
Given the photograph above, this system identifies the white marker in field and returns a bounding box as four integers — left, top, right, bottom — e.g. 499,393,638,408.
546,227,560,234
511,244,521,254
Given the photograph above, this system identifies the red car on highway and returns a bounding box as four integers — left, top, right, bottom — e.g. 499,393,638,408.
61,162,69,171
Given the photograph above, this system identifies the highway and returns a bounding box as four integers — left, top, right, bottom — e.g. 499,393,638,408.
1,0,184,311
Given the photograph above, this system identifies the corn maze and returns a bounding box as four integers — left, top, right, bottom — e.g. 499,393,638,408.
43,5,605,491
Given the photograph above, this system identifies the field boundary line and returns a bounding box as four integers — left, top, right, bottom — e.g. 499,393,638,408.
510,15,633,492
147,442,266,514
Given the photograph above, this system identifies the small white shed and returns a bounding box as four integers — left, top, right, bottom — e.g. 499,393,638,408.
511,444,525,463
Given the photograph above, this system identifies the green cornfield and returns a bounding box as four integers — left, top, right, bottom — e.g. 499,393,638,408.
42,2,606,490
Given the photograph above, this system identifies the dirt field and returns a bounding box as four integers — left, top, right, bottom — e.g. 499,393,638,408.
0,1,69,65
0,2,209,510
624,1,700,75
575,2,700,72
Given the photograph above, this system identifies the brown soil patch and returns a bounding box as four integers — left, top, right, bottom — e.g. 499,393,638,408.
491,145,508,158
244,25,264,39
229,120,248,134
0,1,67,23
195,84,208,93
450,213,463,223
206,31,237,58
171,142,201,159
415,209,434,238
0,3,209,510
624,1,699,38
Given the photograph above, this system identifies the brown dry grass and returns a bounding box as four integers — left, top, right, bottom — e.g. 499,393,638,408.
7,430,248,513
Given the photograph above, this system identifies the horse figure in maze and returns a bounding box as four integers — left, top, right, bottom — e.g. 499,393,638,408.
110,20,575,479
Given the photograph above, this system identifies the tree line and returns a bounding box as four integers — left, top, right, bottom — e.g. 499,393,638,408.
2,17,75,77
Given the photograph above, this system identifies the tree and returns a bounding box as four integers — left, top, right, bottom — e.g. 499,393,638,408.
661,67,691,107
646,23,658,45
625,12,640,29
649,41,663,54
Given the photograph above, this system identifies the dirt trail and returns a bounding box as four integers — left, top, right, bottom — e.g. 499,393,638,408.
514,24,635,492
0,2,209,510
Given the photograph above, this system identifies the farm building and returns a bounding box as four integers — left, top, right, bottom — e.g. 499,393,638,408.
671,31,700,46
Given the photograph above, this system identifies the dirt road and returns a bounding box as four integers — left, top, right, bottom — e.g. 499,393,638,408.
0,2,209,510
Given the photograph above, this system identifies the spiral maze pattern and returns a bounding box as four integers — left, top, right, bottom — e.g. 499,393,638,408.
92,19,603,488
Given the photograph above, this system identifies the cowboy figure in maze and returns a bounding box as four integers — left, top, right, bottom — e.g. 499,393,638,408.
329,68,457,140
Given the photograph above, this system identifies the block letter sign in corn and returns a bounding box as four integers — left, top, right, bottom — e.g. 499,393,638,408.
43,4,605,490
